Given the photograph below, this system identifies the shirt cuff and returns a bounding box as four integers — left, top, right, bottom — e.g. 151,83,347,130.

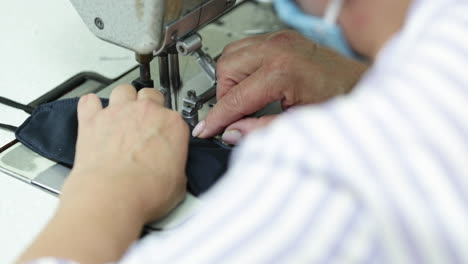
25,258,80,264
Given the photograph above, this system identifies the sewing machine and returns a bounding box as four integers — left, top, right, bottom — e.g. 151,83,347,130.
0,0,285,244
70,0,237,125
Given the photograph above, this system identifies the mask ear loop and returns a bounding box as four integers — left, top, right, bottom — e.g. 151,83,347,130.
0,96,36,132
0,97,35,114
323,0,344,25
0,124,17,132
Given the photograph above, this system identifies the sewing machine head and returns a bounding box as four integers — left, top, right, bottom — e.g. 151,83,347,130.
70,0,235,122
69,0,235,56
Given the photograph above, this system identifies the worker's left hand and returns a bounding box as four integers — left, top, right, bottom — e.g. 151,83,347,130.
193,30,367,144
61,85,189,224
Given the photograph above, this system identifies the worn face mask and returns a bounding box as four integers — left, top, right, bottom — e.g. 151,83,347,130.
0,97,231,196
274,0,357,58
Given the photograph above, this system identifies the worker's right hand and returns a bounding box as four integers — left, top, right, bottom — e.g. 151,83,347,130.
193,30,368,144
61,85,189,224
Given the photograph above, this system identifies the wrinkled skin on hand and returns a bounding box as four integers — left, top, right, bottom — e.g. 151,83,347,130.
61,85,189,223
196,30,368,141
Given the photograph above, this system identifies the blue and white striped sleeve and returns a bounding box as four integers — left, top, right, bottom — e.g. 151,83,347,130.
119,114,377,264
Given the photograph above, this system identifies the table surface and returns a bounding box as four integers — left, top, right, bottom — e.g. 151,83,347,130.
0,1,135,262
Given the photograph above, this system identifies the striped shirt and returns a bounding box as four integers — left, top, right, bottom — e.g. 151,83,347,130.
31,0,468,263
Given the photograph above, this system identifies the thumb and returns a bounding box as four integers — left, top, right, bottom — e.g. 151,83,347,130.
221,115,278,145
77,94,103,125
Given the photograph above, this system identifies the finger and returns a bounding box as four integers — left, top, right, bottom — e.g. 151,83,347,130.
195,68,283,138
109,84,137,105
221,115,278,145
216,44,264,100
77,93,103,124
137,88,165,106
221,33,268,56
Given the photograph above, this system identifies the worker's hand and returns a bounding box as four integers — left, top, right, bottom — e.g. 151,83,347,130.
62,85,189,224
193,30,368,144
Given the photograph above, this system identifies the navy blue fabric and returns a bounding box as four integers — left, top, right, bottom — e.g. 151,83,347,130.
186,137,231,195
16,98,109,166
14,97,231,196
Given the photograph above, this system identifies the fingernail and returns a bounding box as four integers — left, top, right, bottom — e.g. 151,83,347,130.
222,130,243,144
80,94,89,104
192,121,206,137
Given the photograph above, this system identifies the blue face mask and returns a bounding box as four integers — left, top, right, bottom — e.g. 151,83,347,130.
274,0,357,58
0,96,232,196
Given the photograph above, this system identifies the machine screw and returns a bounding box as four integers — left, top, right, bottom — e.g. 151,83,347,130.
187,90,197,99
94,17,104,30
171,31,178,41
177,45,186,54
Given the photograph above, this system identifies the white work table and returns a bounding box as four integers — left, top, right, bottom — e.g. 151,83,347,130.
0,1,134,262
